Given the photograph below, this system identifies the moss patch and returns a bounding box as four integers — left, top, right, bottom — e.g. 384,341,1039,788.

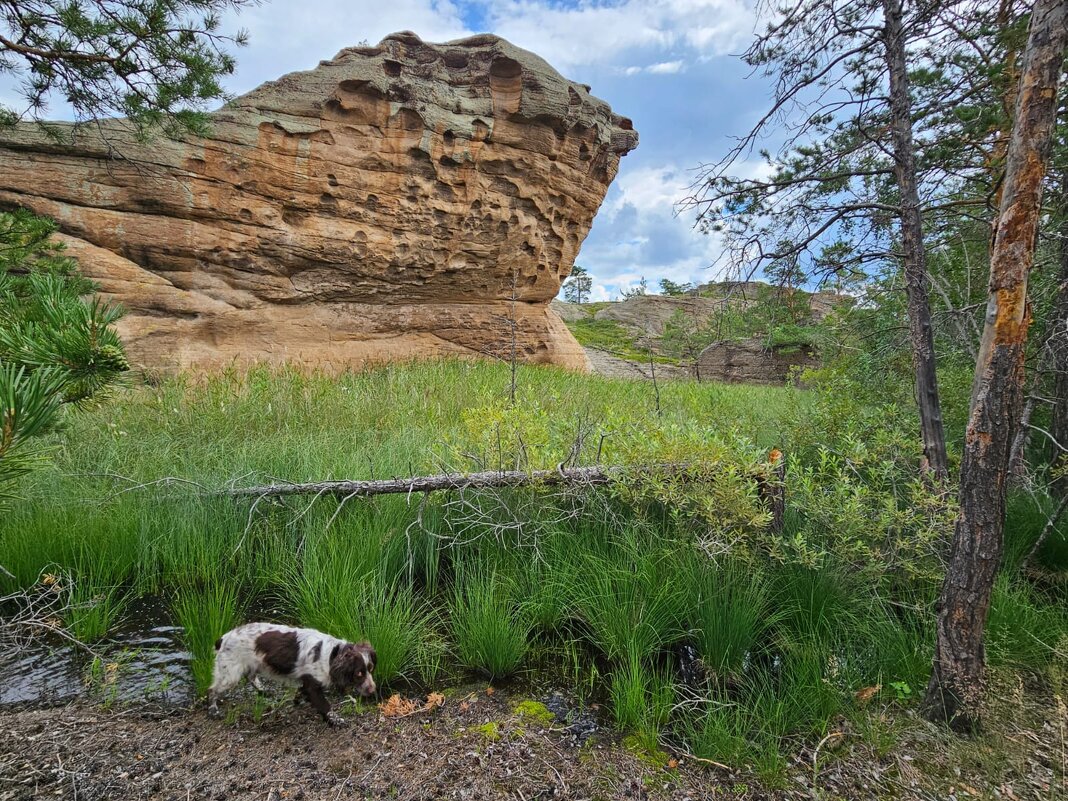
475,721,501,741
513,700,555,726
622,733,671,770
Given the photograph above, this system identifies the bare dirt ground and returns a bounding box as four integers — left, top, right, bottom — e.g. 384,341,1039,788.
0,678,1064,801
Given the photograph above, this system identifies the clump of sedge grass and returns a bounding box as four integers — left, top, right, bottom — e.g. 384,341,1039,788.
571,527,688,664
987,575,1067,672
449,565,531,679
64,577,129,643
609,653,675,742
172,579,242,693
689,557,776,677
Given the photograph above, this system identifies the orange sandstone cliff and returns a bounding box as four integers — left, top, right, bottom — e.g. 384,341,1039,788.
0,31,638,371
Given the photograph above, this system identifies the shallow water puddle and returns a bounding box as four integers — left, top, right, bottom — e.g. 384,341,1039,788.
0,595,194,707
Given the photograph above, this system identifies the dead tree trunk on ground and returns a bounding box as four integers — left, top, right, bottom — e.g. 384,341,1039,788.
922,0,1068,733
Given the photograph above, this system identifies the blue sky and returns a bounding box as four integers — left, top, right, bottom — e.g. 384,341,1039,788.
3,0,774,301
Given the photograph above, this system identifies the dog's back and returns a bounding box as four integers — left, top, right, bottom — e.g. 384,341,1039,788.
214,623,344,687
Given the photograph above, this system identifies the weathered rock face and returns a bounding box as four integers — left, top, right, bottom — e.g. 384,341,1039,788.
696,339,818,385
0,31,638,371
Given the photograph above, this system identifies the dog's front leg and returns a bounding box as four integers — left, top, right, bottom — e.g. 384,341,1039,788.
301,675,345,727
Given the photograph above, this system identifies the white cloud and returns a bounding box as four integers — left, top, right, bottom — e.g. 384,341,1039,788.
620,60,686,76
221,0,472,93
478,0,756,71
647,60,684,74
607,164,690,220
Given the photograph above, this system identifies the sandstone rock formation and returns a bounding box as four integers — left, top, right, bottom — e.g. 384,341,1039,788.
0,32,638,371
696,339,818,385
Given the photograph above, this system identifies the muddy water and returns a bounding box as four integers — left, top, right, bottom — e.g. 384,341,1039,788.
0,595,194,707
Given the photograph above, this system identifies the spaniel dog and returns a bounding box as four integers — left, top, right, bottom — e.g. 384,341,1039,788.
207,623,376,726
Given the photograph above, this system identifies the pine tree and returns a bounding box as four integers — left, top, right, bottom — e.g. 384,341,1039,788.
1,0,253,136
922,0,1067,732
0,209,129,508
562,265,592,304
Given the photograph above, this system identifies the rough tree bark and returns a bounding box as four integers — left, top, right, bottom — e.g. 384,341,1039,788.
1052,161,1068,501
882,0,950,481
922,0,1068,732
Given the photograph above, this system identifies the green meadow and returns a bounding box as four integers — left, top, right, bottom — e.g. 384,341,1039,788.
2,360,1065,781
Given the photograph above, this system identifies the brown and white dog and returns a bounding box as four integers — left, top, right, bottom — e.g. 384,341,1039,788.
207,623,376,726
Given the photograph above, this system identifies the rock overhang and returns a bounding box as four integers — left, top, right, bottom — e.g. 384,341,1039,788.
0,30,638,372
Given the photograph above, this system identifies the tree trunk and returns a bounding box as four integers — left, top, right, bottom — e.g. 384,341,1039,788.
882,0,949,481
1051,160,1068,501
1007,390,1035,480
922,0,1068,732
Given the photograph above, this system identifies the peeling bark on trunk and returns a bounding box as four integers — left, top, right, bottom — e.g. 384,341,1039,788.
922,0,1068,732
882,0,949,481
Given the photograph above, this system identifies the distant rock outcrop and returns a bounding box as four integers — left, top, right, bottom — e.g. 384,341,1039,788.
0,32,638,371
696,339,818,385
553,283,847,384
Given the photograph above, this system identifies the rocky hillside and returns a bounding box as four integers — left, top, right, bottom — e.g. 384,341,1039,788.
551,281,848,383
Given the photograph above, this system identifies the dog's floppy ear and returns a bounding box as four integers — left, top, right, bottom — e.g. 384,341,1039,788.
357,642,377,672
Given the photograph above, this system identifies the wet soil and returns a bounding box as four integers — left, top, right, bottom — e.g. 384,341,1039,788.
1,676,1063,801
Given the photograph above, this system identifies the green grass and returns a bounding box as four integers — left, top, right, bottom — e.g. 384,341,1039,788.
64,578,129,643
689,558,776,677
172,579,242,693
2,360,1065,784
609,653,675,740
449,565,531,679
987,575,1067,671
570,525,690,664
565,318,676,364
1004,491,1068,573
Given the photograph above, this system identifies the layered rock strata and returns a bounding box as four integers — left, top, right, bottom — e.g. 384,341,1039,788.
0,31,638,371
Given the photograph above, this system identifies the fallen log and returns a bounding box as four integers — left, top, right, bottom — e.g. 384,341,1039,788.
221,464,650,499
219,454,788,534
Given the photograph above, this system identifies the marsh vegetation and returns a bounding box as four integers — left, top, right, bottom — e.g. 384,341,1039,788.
2,361,1064,787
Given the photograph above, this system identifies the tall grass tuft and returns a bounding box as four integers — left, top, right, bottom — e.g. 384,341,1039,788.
773,562,850,646
571,526,689,664
290,575,436,684
449,566,530,679
609,653,675,744
987,575,1067,671
689,558,775,677
64,577,129,643
173,580,242,693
